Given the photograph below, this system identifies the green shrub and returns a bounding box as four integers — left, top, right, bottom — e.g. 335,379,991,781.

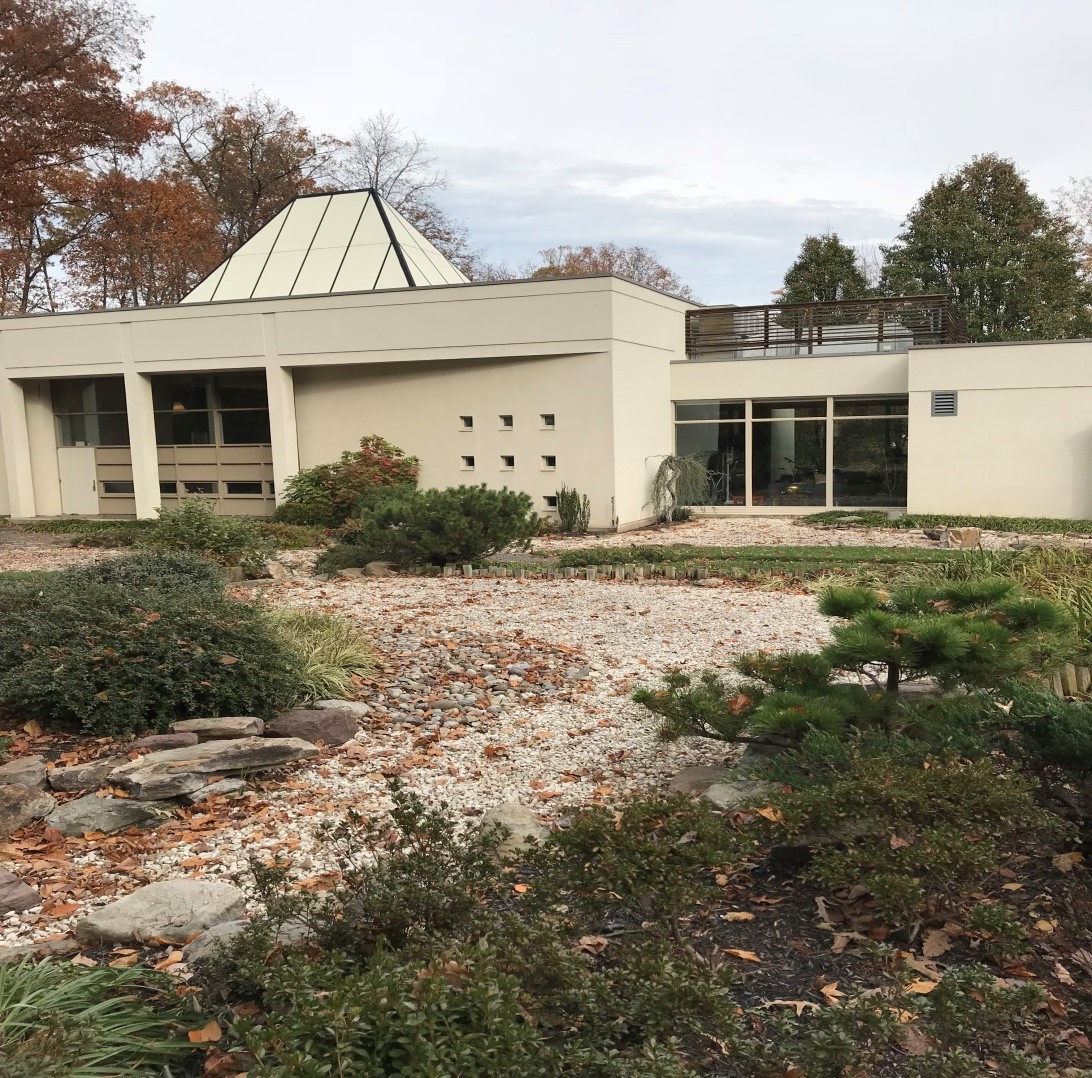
265,607,374,701
343,484,538,567
274,435,420,527
0,566,303,735
555,485,591,534
0,960,198,1077
255,520,325,549
763,753,1063,923
313,543,376,575
136,499,274,571
64,551,227,596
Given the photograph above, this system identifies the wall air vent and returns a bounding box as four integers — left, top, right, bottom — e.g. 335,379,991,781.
931,391,958,417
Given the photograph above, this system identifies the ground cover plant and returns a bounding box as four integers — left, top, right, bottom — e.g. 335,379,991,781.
273,435,420,527
321,484,539,569
808,508,1092,535
0,960,199,1077
0,553,304,734
184,785,1084,1076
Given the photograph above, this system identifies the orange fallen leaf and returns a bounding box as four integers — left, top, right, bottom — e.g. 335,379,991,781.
577,935,609,955
43,901,81,918
753,806,783,823
155,950,184,971
905,979,938,994
1052,851,1083,873
724,948,761,963
721,911,755,923
108,953,140,969
1001,882,1024,891
188,1019,223,1043
512,883,530,894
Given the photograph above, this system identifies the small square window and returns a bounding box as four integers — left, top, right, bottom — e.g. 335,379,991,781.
543,495,558,509
499,414,513,428
540,413,555,428
460,415,474,429
159,481,178,495
461,455,475,470
541,455,556,470
500,455,515,469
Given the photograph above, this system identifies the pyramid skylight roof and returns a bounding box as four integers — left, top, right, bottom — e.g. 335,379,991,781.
181,188,469,304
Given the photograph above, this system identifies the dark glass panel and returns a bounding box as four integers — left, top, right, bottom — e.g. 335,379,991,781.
752,399,826,420
159,481,178,495
833,418,908,507
833,396,909,417
219,410,271,444
225,481,264,495
155,411,211,445
674,421,745,505
675,400,745,421
57,412,129,447
151,375,209,412
751,420,826,506
214,374,268,410
182,481,218,494
52,377,127,414
101,481,135,494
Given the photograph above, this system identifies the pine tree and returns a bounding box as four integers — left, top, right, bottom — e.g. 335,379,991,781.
882,154,1092,342
777,233,871,305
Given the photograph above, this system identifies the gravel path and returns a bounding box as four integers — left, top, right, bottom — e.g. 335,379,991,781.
0,542,112,572
0,574,834,948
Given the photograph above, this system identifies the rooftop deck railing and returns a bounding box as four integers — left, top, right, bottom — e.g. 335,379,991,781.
685,295,967,360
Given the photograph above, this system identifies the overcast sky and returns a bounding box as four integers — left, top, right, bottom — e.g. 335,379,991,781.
138,0,1092,303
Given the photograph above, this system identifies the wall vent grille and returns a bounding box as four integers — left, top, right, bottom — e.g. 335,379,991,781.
931,391,958,417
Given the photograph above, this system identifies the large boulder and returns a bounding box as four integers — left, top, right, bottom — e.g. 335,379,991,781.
75,880,247,945
169,717,264,741
47,794,175,837
48,755,128,793
184,777,248,804
109,737,319,800
129,732,199,753
0,868,40,914
482,802,548,859
0,784,56,837
266,708,358,746
702,779,772,812
667,765,734,796
0,755,47,790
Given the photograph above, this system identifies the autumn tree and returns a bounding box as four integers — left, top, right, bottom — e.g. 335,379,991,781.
1053,176,1092,277
0,0,156,312
527,243,696,300
776,233,871,305
63,170,222,307
142,83,341,258
333,111,477,275
882,154,1092,342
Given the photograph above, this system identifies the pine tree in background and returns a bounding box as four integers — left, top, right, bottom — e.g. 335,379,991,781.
882,153,1092,342
776,232,872,305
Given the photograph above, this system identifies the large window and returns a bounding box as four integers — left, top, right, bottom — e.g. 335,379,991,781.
52,378,130,447
674,396,908,508
151,373,270,447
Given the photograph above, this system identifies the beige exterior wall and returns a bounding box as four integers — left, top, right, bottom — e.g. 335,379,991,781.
907,340,1092,518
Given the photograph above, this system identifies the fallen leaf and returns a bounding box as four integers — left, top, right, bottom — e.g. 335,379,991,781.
1052,851,1084,873
512,883,530,894
728,693,752,715
922,928,953,959
1001,882,1024,891
1034,919,1056,934
889,834,912,849
905,979,938,994
753,806,783,823
1052,962,1075,986
714,873,730,887
721,911,755,923
831,931,867,954
217,656,238,665
70,955,97,967
188,1020,223,1043
155,950,184,971
108,953,140,968
894,1022,937,1056
761,999,818,1015
818,980,845,1004
577,935,609,955
43,901,80,918
723,948,761,963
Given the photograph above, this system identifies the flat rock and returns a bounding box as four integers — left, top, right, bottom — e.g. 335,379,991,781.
183,917,310,963
702,779,772,812
0,938,82,964
365,561,394,577
75,880,247,945
129,732,199,752
667,765,734,796
314,699,371,719
169,716,264,740
184,777,248,804
0,784,56,837
110,737,319,800
266,708,358,746
482,802,548,859
0,867,41,914
48,755,128,793
265,559,291,581
0,755,47,790
47,794,175,837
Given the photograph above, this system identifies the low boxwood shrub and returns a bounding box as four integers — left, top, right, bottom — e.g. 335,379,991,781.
0,560,304,735
137,499,274,571
339,484,538,567
274,436,420,527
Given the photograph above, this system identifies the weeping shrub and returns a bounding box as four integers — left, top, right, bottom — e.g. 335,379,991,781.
265,607,375,701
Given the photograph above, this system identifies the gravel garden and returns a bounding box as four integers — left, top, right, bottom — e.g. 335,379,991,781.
0,444,1090,1075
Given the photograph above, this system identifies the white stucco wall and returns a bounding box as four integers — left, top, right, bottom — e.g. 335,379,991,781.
907,340,1092,519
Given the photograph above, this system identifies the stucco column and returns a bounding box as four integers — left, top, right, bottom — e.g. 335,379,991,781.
266,364,299,503
0,378,37,518
122,369,160,519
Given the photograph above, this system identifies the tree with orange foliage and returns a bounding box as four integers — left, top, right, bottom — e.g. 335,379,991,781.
527,243,696,300
0,0,156,312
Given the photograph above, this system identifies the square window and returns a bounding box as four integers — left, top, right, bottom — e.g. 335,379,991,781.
460,415,474,429
540,413,555,428
499,414,513,428
543,495,558,509
541,455,556,470
461,455,475,469
500,455,515,469
159,481,178,495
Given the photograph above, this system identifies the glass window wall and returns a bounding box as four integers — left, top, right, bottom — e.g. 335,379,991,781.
150,373,270,447
52,377,130,447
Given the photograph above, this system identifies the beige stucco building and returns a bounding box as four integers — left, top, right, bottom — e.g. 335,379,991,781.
1,189,1091,528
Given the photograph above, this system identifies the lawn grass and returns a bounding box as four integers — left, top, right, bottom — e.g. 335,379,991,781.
807,509,1092,534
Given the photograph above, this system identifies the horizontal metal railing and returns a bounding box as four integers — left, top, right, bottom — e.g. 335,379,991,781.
685,295,967,359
